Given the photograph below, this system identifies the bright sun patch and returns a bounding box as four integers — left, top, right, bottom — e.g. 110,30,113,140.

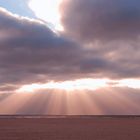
16,79,109,93
117,79,140,89
28,0,63,31
16,78,140,93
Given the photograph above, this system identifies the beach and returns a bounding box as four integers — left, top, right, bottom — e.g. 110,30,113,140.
0,116,140,140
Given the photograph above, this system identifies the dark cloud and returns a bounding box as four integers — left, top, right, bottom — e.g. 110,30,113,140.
0,6,140,92
61,0,140,41
0,8,85,85
60,0,140,79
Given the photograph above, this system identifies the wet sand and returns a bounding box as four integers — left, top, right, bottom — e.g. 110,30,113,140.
0,116,140,140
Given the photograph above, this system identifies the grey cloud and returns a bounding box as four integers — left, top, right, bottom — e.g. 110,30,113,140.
0,8,86,85
61,0,140,41
0,7,140,92
60,0,140,79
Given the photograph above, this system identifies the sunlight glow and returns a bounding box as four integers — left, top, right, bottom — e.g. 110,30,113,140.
28,0,63,31
117,79,140,89
16,78,140,93
16,79,109,93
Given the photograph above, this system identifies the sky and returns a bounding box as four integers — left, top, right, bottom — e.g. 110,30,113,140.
0,0,140,115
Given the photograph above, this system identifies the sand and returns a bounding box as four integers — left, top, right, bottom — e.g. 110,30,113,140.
0,116,140,140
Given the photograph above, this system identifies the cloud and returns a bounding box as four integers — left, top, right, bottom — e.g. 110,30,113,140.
61,0,140,41
0,8,86,86
60,0,140,79
0,1,140,115
0,6,140,93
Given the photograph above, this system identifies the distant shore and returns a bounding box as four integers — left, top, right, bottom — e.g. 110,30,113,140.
0,115,140,119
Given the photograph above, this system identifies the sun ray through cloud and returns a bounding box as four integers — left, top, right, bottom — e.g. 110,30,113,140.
0,0,140,115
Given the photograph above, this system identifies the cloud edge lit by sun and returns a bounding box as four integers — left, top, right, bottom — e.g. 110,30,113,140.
28,0,63,31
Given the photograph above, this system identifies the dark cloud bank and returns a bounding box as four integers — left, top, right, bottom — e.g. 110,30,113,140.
0,8,85,86
60,0,140,77
61,0,140,41
0,0,140,88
